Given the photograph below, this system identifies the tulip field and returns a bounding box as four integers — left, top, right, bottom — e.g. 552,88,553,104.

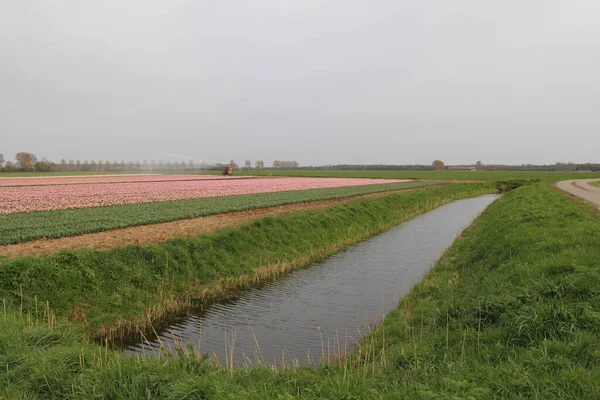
0,174,255,187
0,175,441,244
0,176,406,214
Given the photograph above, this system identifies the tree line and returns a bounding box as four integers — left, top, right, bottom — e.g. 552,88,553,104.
0,153,299,173
2,152,598,173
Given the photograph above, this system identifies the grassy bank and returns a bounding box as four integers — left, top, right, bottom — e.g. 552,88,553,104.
197,169,600,182
2,182,598,398
0,182,492,343
590,180,600,188
0,181,438,245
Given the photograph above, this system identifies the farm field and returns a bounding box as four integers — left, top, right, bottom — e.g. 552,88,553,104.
1,182,599,398
0,182,494,338
0,174,255,186
0,176,407,214
3,169,600,182
0,180,437,245
197,169,600,181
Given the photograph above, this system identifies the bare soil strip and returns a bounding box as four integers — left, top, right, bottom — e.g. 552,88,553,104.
556,179,600,207
0,189,418,260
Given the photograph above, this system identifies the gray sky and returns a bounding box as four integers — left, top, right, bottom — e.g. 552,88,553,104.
2,1,599,166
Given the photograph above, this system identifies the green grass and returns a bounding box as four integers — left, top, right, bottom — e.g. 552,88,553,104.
0,183,493,339
0,181,439,245
197,169,600,182
590,180,600,188
3,169,600,181
1,182,599,399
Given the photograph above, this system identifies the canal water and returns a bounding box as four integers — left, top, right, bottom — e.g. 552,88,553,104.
127,194,500,365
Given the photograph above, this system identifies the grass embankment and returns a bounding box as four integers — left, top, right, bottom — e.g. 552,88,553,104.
197,169,600,182
0,183,491,343
590,180,600,188
2,183,599,398
0,181,438,245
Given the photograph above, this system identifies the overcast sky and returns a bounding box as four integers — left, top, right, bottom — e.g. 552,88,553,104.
2,1,599,166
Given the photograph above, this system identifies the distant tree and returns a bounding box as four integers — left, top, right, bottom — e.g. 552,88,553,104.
4,161,16,172
555,162,576,172
68,160,75,172
15,152,38,170
255,160,264,169
75,160,82,171
432,160,445,171
0,153,4,168
34,158,53,172
272,160,299,169
187,160,194,170
244,160,252,169
104,161,111,171
475,161,483,171
229,159,238,169
150,160,157,170
90,160,97,171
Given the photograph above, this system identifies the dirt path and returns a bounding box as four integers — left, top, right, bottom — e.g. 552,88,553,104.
0,189,420,260
556,179,600,207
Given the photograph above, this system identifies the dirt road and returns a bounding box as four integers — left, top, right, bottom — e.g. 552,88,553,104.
556,179,600,207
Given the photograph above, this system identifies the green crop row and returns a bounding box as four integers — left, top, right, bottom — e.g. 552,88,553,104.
0,181,439,245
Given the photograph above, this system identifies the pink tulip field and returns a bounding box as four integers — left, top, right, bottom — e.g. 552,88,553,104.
0,174,254,187
0,176,407,214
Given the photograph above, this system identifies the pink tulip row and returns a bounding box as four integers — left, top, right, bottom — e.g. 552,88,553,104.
0,174,254,187
0,177,407,214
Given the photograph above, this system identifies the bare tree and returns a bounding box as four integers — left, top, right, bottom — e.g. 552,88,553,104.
432,160,445,171
15,152,38,170
475,161,483,171
244,160,252,169
255,160,264,169
0,153,4,168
